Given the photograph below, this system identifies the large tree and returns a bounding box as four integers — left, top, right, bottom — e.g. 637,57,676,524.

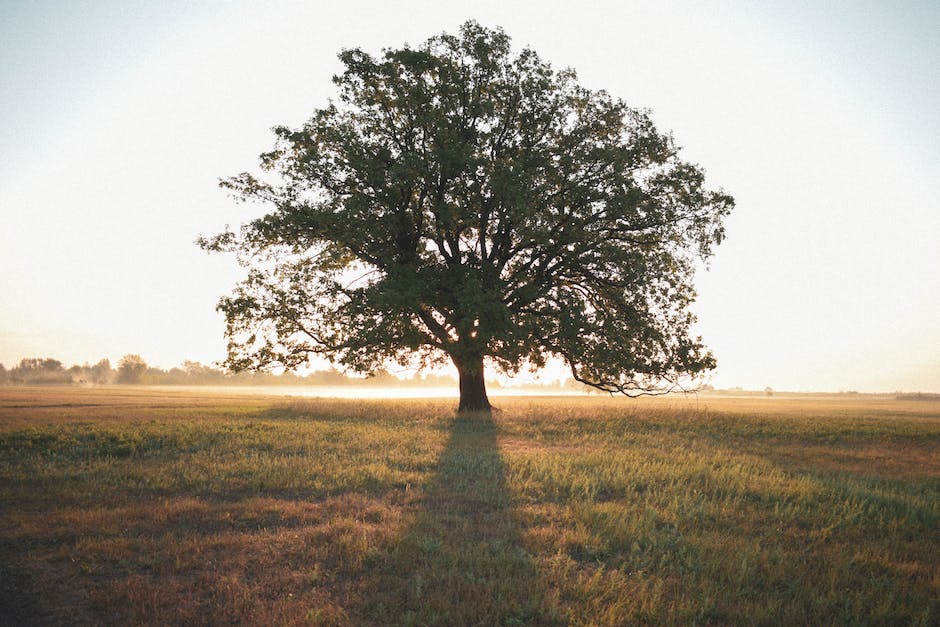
201,22,733,413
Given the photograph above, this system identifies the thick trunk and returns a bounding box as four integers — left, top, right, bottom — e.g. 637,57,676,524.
455,353,491,414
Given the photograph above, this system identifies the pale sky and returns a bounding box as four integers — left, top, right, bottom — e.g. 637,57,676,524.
1,1,938,392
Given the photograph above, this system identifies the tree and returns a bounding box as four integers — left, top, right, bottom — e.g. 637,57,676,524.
11,358,70,384
116,354,147,384
201,22,733,413
89,358,114,384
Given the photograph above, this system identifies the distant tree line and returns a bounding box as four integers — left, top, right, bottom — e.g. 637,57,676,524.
0,355,463,387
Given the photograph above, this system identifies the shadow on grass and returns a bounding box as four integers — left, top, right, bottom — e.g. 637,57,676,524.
0,557,48,624
354,412,553,625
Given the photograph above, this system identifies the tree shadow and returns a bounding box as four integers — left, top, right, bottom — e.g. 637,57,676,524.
355,412,553,625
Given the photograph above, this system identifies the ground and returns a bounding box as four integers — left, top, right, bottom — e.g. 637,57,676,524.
0,386,938,624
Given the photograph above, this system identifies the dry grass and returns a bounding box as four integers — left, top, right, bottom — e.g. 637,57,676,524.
1,387,938,624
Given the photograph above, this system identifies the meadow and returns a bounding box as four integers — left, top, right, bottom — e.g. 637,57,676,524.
0,387,937,625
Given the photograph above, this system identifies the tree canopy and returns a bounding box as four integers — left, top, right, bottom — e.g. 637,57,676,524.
116,354,147,384
200,21,733,412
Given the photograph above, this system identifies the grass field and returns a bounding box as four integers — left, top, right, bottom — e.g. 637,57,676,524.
1,386,938,625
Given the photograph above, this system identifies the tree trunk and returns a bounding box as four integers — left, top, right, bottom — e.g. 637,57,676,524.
455,353,491,414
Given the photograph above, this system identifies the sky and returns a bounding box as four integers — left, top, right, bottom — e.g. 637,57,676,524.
1,0,938,392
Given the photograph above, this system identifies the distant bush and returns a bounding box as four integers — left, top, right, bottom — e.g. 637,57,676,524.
896,392,940,401
0,355,503,389
7,358,71,385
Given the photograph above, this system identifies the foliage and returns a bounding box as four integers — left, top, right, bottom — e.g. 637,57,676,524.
201,21,733,408
68,359,114,384
90,358,114,384
0,355,461,388
5,358,71,384
116,354,148,384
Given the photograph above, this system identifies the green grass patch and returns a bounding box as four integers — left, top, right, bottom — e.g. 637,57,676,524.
0,388,938,624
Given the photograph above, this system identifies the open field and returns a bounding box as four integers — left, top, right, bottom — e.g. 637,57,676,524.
1,387,938,625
